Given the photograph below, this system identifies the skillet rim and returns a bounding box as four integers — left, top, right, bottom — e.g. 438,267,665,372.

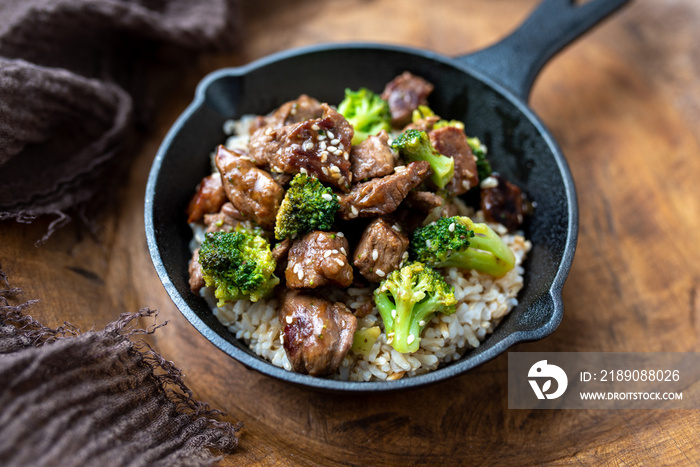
145,41,579,393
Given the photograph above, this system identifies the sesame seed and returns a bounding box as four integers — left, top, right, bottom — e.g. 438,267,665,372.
293,262,300,273
264,127,274,135
299,167,307,174
303,140,314,151
340,247,346,255
462,180,471,190
338,143,345,151
327,130,334,139
402,251,409,259
322,166,329,175
351,205,358,216
286,315,293,324
392,224,401,232
297,269,304,280
449,222,456,232
330,138,340,145
326,145,337,153
391,309,396,319
321,152,328,162
481,176,499,189
332,249,339,254
334,258,345,267
322,193,333,201
372,249,378,261
330,165,340,173
318,134,327,141
324,250,332,258
343,151,349,160
375,269,385,277
319,141,327,150
394,165,405,172
407,334,415,344
311,124,320,131
337,232,345,238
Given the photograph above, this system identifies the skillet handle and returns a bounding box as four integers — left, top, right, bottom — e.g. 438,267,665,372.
455,0,631,101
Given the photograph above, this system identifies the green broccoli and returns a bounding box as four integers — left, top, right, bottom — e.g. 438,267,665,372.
411,105,465,130
373,261,457,353
274,173,339,240
198,229,279,305
391,129,454,190
466,136,492,181
410,216,515,278
337,87,392,145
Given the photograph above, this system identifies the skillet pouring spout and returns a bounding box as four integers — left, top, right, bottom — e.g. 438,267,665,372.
145,0,631,392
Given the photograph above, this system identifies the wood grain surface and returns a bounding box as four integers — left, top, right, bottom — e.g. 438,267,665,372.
2,0,700,465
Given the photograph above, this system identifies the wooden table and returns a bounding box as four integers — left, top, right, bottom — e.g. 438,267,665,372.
2,0,700,464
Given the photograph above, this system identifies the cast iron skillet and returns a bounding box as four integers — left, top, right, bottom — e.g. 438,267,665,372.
145,0,630,393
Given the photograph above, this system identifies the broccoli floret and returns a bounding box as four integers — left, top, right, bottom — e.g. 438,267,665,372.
199,229,279,305
373,261,457,353
410,216,515,278
274,173,339,240
351,326,381,357
391,129,454,190
337,87,391,145
411,105,465,130
466,136,492,181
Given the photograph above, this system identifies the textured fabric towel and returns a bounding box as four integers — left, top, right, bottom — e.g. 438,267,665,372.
0,268,242,466
0,0,239,240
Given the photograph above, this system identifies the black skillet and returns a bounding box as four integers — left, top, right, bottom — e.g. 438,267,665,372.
145,0,630,393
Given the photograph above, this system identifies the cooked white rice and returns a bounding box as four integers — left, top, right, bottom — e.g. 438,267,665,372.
193,220,530,382
190,116,531,382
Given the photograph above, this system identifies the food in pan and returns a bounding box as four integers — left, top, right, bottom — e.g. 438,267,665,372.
186,72,531,381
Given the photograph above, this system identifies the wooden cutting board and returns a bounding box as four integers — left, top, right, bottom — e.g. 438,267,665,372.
2,0,699,464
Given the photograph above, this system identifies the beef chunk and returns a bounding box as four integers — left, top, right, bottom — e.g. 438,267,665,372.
429,126,478,196
279,291,357,376
286,231,353,289
215,145,284,230
381,71,434,128
247,95,324,165
403,190,444,212
186,173,227,223
249,104,353,191
350,130,395,181
263,94,324,129
353,218,410,283
337,160,431,220
271,238,293,263
203,202,244,233
481,173,528,231
189,249,205,293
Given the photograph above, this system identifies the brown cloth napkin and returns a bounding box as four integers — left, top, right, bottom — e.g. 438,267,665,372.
0,0,240,240
0,267,242,466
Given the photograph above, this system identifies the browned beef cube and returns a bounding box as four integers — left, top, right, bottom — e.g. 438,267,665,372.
279,290,357,376
349,130,395,181
429,126,479,196
215,145,284,230
381,71,434,128
337,160,431,220
188,249,205,293
250,104,354,191
285,231,353,289
353,218,410,283
186,173,227,224
481,174,528,231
